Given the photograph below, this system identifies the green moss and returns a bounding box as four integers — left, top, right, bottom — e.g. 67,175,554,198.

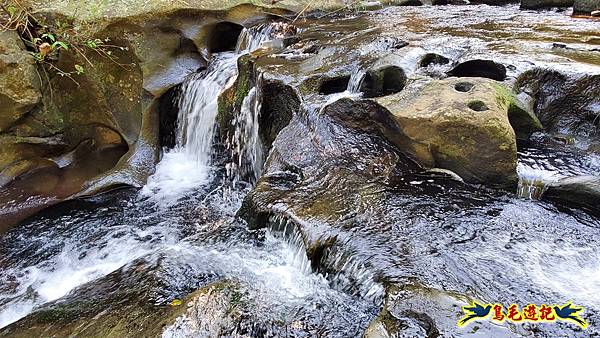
494,83,543,138
216,54,253,139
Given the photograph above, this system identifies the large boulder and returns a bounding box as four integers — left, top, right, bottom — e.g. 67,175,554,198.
0,31,41,133
520,0,574,8
544,175,600,215
376,77,530,187
574,0,600,14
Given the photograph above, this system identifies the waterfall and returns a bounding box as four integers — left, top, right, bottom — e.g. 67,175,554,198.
143,23,286,202
226,85,265,184
347,69,366,93
177,53,239,165
516,163,559,200
236,22,297,53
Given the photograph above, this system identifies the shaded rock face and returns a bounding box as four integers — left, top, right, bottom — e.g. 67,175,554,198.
0,6,293,230
574,0,600,13
544,175,600,215
520,0,574,8
376,77,520,187
515,68,600,139
0,31,41,133
447,59,507,82
360,66,407,98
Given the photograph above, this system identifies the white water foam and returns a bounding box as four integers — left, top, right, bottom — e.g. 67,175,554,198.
516,162,561,200
141,53,239,206
0,221,175,327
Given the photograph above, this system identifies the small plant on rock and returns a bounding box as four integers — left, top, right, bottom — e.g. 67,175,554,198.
1,0,130,86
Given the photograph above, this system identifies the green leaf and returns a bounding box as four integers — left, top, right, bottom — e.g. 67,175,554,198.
7,5,16,17
169,299,183,307
52,41,69,50
75,64,85,75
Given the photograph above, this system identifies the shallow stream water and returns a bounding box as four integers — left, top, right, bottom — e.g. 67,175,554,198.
1,4,600,337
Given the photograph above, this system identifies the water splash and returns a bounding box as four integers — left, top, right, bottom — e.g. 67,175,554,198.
226,85,265,184
347,69,366,93
516,163,560,200
236,22,297,53
266,213,384,306
176,53,239,163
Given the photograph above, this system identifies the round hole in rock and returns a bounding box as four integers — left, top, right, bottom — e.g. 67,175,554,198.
207,22,244,53
447,59,507,81
360,66,407,98
468,100,489,112
455,82,474,92
319,76,351,95
420,53,450,68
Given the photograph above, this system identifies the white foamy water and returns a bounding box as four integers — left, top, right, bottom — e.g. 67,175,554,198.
528,242,600,306
0,22,349,331
140,52,239,205
516,163,561,200
0,220,178,327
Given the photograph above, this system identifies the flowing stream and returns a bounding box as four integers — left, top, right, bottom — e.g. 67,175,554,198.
0,24,378,334
1,6,600,337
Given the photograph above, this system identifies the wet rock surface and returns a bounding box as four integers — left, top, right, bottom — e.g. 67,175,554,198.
574,0,600,14
1,3,600,338
376,77,520,187
544,175,600,214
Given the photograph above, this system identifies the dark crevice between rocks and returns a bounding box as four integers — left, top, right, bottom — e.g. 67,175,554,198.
360,66,407,98
259,80,300,149
207,22,244,53
319,75,351,95
447,59,507,81
158,84,181,149
420,53,450,68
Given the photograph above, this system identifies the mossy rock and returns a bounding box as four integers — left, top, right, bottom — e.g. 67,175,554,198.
376,77,520,187
0,31,41,133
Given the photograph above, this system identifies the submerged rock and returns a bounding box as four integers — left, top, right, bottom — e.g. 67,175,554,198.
376,77,523,187
544,175,600,215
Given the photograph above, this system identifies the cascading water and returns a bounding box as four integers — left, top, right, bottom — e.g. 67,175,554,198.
141,53,239,204
226,85,265,184
0,21,379,334
347,69,366,93
177,54,239,164
516,163,559,200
